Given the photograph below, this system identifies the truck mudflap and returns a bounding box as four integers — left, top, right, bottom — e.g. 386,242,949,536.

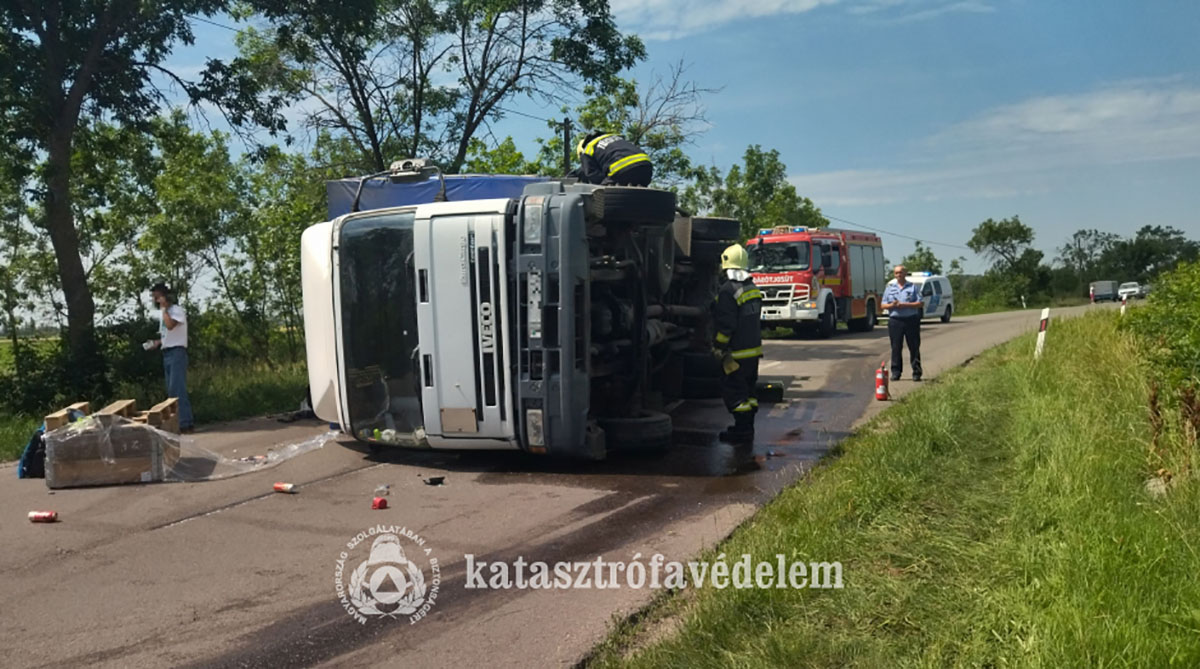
513,184,595,457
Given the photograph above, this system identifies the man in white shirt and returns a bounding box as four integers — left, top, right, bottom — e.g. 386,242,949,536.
148,283,194,433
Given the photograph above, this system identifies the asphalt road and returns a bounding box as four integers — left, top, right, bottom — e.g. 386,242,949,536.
0,303,1107,668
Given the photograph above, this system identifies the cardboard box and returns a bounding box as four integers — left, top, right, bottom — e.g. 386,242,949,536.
44,416,181,489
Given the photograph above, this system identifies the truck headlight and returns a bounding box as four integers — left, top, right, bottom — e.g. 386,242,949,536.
805,301,816,309
526,409,545,447
523,201,544,245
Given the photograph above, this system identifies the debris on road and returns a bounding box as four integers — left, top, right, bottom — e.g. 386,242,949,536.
372,497,389,510
424,476,446,486
374,484,392,496
273,482,297,493
28,511,58,523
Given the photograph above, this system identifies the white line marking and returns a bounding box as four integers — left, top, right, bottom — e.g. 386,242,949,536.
760,361,782,370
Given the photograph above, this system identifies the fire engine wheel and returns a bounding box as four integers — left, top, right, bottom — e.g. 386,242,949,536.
848,302,877,332
690,217,741,241
587,187,676,225
599,411,673,453
817,302,837,338
941,305,952,323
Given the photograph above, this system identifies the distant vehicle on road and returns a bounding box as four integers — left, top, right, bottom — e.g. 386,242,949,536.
1089,280,1118,302
883,272,955,323
1118,282,1143,301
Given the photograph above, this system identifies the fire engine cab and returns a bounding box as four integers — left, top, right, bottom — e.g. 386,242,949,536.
748,226,887,338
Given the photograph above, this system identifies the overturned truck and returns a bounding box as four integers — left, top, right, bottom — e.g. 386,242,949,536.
302,175,742,458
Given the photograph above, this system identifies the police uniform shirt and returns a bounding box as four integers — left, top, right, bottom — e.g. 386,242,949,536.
882,281,922,318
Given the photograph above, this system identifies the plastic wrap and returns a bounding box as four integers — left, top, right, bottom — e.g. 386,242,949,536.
43,415,336,489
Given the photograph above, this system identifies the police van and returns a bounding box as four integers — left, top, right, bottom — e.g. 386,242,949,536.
883,272,955,323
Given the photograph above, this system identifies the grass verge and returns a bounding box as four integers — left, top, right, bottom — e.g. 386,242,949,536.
1,361,308,463
589,311,1200,667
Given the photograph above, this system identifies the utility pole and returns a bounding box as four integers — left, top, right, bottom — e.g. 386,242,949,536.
562,118,572,177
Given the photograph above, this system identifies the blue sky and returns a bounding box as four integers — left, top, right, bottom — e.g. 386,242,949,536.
170,0,1200,274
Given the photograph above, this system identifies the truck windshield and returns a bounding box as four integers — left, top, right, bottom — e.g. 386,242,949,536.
749,241,811,272
338,211,423,438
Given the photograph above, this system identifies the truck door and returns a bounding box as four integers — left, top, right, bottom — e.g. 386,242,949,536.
922,281,937,316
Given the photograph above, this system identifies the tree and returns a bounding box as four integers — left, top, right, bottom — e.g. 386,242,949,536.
246,0,645,173
966,216,1034,270
681,145,828,240
1057,228,1118,279
1097,225,1200,284
1,1,285,392
900,241,942,274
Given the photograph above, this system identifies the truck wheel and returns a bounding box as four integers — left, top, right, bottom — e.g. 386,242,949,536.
940,304,952,323
817,302,836,338
848,302,876,332
681,375,722,399
682,351,722,377
587,187,675,224
687,239,726,265
690,217,741,241
599,411,673,453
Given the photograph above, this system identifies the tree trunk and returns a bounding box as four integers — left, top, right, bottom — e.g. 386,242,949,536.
44,129,105,395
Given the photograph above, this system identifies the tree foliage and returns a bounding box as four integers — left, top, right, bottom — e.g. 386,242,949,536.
681,145,828,240
966,216,1034,269
900,241,942,274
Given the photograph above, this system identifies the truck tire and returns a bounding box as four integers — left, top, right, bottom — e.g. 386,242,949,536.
690,217,740,241
681,375,722,399
940,304,952,323
687,239,726,265
817,302,837,338
682,351,722,377
599,411,673,452
587,187,675,224
848,301,876,332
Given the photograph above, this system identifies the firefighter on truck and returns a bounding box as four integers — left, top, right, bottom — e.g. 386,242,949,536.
712,244,764,446
568,131,653,186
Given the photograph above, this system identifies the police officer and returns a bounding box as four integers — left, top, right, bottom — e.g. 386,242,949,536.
569,131,653,186
712,244,764,445
881,265,924,381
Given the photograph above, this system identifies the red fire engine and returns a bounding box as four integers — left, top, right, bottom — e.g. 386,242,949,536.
747,225,887,337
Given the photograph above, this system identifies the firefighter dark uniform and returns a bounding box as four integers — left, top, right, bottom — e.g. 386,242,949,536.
712,245,763,445
571,132,653,186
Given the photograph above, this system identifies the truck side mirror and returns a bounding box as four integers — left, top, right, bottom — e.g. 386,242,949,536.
821,251,834,269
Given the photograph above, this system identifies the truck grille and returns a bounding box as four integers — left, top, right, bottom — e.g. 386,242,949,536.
762,284,810,303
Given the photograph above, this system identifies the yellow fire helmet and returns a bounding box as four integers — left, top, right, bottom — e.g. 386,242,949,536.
721,244,749,271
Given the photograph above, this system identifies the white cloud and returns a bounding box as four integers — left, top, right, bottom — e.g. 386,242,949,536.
610,0,995,39
790,80,1200,206
609,0,841,40
890,0,994,23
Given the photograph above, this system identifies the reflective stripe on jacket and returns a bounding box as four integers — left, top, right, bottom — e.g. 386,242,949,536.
579,134,651,183
713,277,764,364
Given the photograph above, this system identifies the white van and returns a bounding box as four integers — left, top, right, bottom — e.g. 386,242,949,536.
883,272,955,322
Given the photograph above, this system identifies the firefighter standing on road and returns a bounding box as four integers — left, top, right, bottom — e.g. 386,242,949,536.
569,131,653,186
712,244,764,445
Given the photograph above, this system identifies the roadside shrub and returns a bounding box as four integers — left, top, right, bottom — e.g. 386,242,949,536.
1123,260,1200,389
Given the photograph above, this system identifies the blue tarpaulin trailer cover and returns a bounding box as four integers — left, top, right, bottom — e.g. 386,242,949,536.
326,174,552,219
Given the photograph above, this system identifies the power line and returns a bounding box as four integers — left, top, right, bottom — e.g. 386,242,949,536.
823,213,972,252
186,14,240,33
494,106,559,124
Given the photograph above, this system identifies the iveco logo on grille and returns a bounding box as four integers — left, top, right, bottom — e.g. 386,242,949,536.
479,302,495,353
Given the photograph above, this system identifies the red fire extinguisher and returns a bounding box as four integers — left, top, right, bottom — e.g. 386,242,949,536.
875,362,890,401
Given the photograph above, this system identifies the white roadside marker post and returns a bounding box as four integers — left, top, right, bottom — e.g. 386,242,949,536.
1121,294,1127,316
1034,307,1050,360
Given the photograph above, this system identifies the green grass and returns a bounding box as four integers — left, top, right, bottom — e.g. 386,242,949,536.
589,312,1200,667
1,360,309,463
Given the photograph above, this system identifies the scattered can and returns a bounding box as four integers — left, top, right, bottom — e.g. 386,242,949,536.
371,496,389,510
28,511,58,523
273,482,297,494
